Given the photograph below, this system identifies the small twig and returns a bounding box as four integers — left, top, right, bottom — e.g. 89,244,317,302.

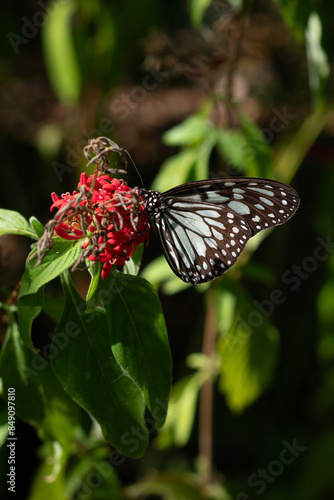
198,286,218,485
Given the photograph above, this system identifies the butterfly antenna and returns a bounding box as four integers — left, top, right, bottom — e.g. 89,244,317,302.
123,149,144,187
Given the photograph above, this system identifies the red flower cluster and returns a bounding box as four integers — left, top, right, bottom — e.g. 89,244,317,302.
50,173,148,278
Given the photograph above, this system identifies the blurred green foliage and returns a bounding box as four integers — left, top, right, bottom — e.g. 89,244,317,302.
1,0,334,499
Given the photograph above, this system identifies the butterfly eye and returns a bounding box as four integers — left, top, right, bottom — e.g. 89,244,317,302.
142,178,300,284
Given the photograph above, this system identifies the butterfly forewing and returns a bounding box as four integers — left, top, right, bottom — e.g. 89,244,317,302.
142,177,300,284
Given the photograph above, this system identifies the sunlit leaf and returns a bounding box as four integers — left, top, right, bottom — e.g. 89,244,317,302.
51,273,149,457
163,115,212,146
19,238,83,298
155,373,202,449
0,209,36,239
151,149,198,192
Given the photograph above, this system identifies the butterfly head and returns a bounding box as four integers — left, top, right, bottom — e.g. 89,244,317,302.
139,188,163,218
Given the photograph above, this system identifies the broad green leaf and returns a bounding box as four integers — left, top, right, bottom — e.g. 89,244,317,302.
51,273,149,457
163,115,212,146
42,0,81,104
151,149,198,192
188,0,212,27
101,273,172,426
217,290,279,412
19,238,83,298
155,373,202,449
0,209,36,239
18,288,44,351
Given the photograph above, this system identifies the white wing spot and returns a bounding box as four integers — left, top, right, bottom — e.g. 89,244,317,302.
252,215,260,222
249,187,275,196
260,197,274,207
228,200,250,215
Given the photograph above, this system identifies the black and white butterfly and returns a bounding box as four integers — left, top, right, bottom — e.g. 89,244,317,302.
139,178,300,284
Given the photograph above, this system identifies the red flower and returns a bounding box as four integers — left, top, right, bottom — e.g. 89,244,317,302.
50,174,148,278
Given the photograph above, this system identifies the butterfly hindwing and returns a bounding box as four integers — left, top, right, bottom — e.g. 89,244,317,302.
155,199,252,283
141,177,300,284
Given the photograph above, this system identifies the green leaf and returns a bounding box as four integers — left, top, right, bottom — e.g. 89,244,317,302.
216,129,248,171
18,288,44,351
0,320,80,451
0,209,36,239
155,373,202,449
276,0,314,41
42,0,81,104
29,216,46,239
305,12,330,105
19,238,83,298
151,149,198,192
86,261,103,308
51,273,150,457
188,0,212,28
163,115,212,146
101,273,172,426
0,401,9,447
0,322,47,426
43,293,65,323
141,255,190,295
238,109,273,177
194,131,217,179
217,289,279,412
126,471,230,500
27,459,66,500
123,242,144,276
38,364,81,452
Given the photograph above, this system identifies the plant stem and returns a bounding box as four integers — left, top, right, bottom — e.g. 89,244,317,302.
198,286,218,484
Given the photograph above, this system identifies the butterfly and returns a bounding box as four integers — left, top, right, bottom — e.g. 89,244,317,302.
139,178,300,284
